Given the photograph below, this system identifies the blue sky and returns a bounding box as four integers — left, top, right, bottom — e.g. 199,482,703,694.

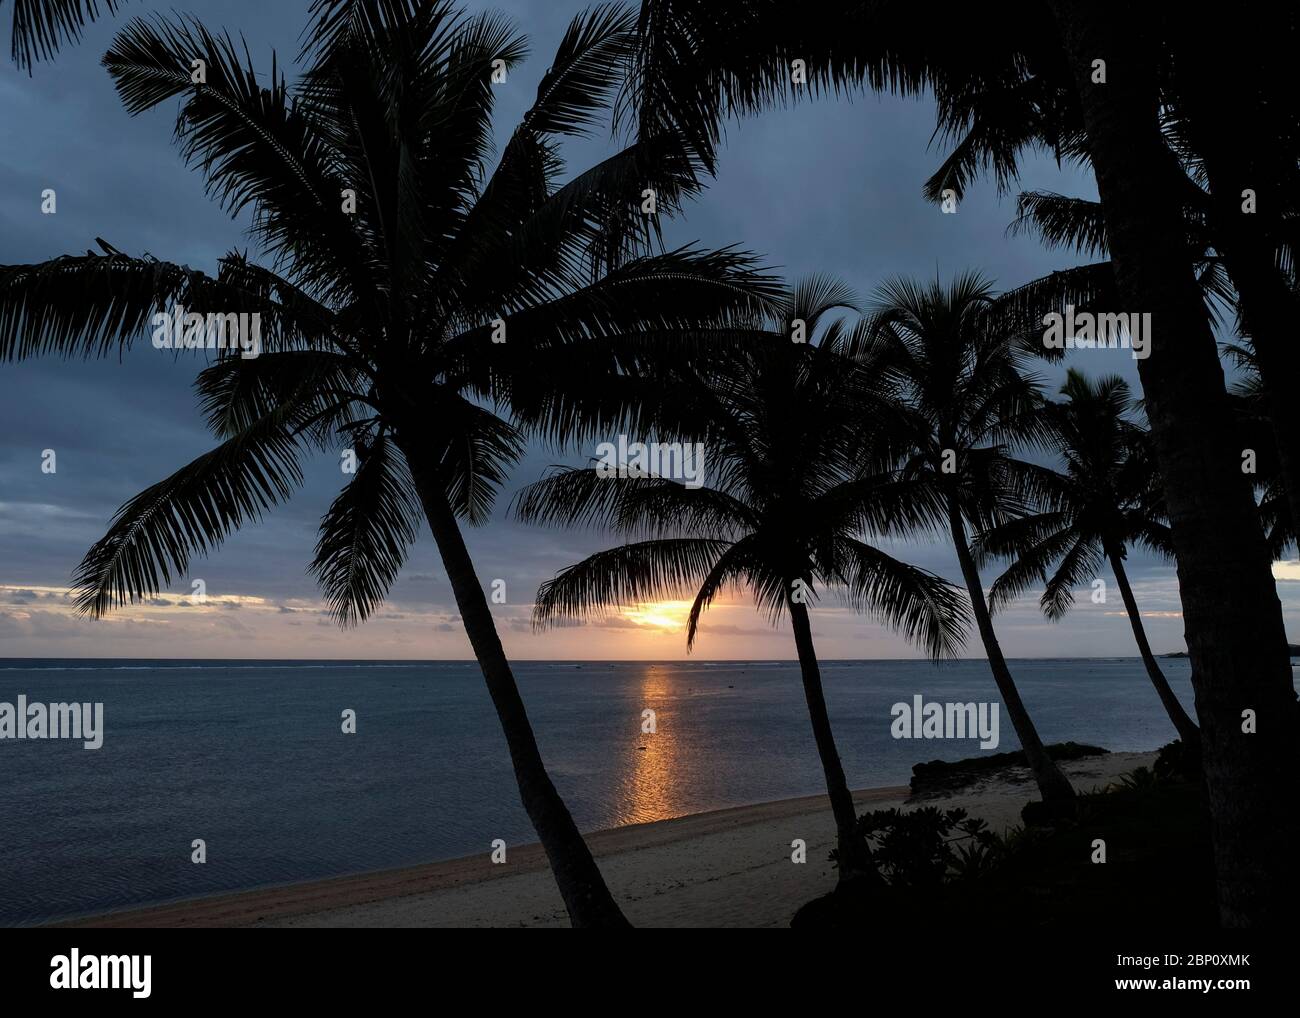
1,0,1294,659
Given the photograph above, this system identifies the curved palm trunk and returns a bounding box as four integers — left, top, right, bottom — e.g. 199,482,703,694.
1104,544,1200,747
1050,1,1300,926
403,449,630,928
787,600,879,882
946,497,1075,802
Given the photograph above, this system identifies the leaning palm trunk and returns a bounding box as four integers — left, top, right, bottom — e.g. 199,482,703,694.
947,498,1075,802
1050,1,1299,925
788,602,878,882
405,448,629,928
1104,544,1200,747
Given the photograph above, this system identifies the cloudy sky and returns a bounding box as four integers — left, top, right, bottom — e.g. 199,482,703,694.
1,0,1295,659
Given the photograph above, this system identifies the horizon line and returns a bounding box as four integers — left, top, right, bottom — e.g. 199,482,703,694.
0,654,1187,663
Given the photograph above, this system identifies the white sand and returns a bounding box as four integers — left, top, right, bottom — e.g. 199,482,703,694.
66,750,1156,929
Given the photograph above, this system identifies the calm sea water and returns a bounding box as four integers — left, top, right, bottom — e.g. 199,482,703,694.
0,656,1202,925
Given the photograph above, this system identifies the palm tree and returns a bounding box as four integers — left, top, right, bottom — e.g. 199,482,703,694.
935,80,1300,560
0,1,784,927
860,273,1075,803
1046,2,1299,926
863,1,1300,571
1160,19,1300,555
514,280,970,881
4,0,124,70
974,370,1199,746
625,0,1299,923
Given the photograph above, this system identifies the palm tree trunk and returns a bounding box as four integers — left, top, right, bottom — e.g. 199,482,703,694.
1170,26,1300,556
401,447,630,928
1198,157,1300,552
1104,543,1200,747
787,600,878,882
946,497,1075,802
1049,1,1300,926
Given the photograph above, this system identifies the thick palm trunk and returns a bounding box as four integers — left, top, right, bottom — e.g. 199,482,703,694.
946,498,1075,801
1050,2,1300,925
1170,27,1300,554
787,600,878,882
1104,544,1200,747
401,447,630,928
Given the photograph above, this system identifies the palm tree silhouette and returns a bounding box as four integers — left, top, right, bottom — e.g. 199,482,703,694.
975,369,1199,746
1045,4,1298,924
515,279,970,881
0,1,784,927
860,273,1075,803
974,133,1299,562
624,0,1298,921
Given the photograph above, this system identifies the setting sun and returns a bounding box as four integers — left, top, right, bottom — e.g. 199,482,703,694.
621,601,694,631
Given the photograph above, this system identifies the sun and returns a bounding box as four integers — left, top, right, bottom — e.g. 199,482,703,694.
621,600,693,631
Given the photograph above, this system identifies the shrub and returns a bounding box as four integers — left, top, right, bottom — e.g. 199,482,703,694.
850,806,1005,888
1153,739,1202,782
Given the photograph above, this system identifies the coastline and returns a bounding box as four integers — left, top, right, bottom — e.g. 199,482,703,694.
57,749,1157,929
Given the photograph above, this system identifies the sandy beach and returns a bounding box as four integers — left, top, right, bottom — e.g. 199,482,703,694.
59,750,1157,929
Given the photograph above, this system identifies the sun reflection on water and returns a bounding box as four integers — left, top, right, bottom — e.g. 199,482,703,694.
612,664,683,825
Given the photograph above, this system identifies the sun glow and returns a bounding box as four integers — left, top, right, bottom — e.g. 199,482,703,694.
620,600,693,631
1273,560,1300,582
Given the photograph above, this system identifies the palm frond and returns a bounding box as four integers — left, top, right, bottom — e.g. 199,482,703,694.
829,537,971,659
430,398,525,525
72,409,306,616
924,76,1068,202
987,262,1120,361
0,250,204,360
522,3,635,139
513,465,753,539
311,432,422,626
104,14,378,308
978,514,1077,614
194,349,368,443
532,538,732,628
1008,191,1108,257
1041,531,1106,622
683,538,760,649
9,0,125,70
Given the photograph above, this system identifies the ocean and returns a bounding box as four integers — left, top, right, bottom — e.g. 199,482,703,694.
0,656,1201,925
